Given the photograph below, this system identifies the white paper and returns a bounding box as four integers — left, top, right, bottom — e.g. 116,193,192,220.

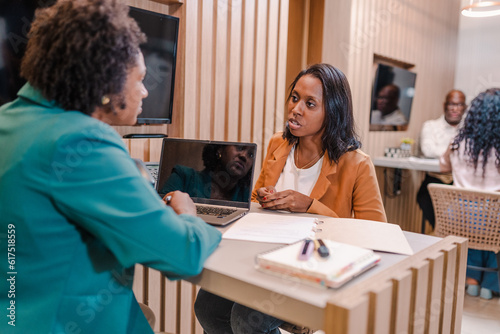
222,213,317,244
315,218,414,255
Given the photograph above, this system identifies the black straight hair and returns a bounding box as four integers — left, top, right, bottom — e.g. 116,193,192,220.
283,63,361,163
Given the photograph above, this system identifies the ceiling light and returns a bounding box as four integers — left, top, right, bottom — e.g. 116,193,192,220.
461,1,500,17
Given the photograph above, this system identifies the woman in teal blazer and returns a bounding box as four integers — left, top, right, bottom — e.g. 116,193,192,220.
0,1,221,333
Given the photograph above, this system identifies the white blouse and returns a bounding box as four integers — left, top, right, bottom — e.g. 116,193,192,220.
275,146,323,196
440,143,500,191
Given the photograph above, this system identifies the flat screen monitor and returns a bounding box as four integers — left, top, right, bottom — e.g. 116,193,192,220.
129,6,179,125
0,0,56,107
369,63,417,131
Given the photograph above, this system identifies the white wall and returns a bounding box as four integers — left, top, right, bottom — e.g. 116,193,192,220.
454,15,500,103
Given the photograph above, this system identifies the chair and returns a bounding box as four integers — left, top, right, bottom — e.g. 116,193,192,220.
428,184,500,285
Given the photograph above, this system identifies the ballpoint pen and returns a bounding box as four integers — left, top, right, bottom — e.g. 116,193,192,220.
298,239,314,261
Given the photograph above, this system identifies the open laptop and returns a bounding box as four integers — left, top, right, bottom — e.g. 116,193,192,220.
156,138,257,226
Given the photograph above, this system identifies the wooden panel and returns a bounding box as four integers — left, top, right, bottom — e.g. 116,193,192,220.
239,0,256,143
451,240,467,334
285,0,307,97
391,271,412,334
275,0,289,133
198,0,214,140
129,138,150,160
162,280,179,333
440,245,457,334
251,0,268,171
426,252,445,334
133,264,146,303
368,283,393,334
325,296,369,334
325,236,467,334
211,0,229,141
410,261,430,334
263,0,280,153
226,0,243,141
148,269,164,332
178,280,196,334
150,0,183,4
183,0,199,139
149,138,164,162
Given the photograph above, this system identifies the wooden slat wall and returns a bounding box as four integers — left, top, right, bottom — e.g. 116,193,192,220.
181,0,289,174
119,1,290,332
324,236,468,334
318,0,462,231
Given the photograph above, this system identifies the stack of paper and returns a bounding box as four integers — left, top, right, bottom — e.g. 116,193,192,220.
256,239,380,288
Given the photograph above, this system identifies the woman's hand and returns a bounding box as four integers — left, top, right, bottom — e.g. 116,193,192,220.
258,189,313,213
163,191,197,216
255,186,277,202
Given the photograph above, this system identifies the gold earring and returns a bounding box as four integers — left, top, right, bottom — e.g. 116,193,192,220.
101,95,110,105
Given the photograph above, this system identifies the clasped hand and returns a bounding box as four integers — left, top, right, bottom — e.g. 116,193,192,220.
255,186,313,213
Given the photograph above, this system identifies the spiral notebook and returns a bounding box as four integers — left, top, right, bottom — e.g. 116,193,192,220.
255,239,380,288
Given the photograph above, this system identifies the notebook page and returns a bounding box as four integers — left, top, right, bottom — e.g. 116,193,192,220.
222,213,317,244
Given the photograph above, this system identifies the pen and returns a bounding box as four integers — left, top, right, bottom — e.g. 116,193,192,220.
315,239,330,258
298,239,314,261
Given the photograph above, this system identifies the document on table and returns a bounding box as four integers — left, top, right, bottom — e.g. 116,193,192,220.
315,218,414,255
222,212,317,244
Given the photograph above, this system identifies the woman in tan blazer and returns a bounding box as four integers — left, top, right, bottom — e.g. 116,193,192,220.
195,63,387,334
252,64,386,222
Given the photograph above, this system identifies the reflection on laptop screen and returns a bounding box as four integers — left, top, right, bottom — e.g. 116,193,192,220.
156,139,256,208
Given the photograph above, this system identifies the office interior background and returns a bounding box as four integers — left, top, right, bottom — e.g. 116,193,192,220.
118,0,499,234
2,1,495,333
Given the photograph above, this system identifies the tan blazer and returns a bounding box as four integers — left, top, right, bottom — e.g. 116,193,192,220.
252,133,387,222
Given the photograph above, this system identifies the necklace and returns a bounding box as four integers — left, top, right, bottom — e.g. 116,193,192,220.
294,145,322,170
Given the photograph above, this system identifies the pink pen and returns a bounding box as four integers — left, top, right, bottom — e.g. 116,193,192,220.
298,239,314,261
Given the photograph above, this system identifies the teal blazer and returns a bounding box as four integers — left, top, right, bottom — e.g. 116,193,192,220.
0,84,222,333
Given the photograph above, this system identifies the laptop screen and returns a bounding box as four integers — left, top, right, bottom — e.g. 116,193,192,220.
156,139,257,208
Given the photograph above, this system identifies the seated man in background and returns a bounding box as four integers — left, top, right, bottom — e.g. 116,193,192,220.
417,89,466,229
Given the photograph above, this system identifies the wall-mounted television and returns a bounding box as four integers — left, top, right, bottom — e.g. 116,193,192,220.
129,6,179,125
369,63,417,131
0,3,179,128
0,0,57,107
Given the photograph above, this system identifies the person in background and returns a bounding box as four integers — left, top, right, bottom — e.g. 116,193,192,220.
0,1,221,333
370,84,407,126
417,90,466,229
194,63,387,334
440,88,500,300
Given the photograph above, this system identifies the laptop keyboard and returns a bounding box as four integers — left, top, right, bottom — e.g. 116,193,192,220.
196,206,237,217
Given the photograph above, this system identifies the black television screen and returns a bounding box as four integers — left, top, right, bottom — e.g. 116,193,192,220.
0,0,56,107
129,7,179,125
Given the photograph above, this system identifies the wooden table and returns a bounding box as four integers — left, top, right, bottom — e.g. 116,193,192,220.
188,205,467,334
